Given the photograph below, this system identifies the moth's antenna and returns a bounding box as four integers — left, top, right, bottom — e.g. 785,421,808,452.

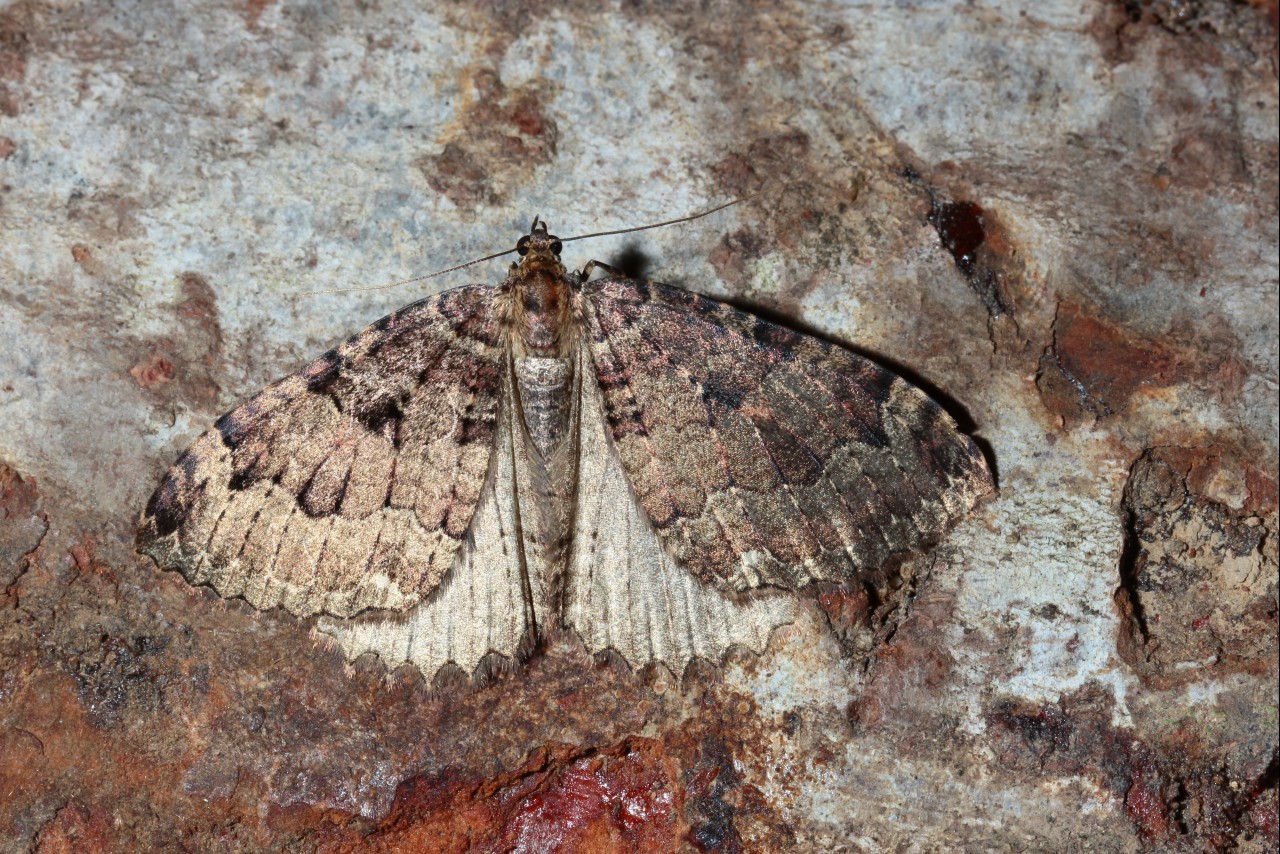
299,246,517,297
560,192,760,244
298,193,757,297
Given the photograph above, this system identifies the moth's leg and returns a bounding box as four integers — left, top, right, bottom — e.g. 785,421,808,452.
578,260,626,281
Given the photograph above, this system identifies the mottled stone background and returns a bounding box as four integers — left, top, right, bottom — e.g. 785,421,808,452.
1,1,1276,851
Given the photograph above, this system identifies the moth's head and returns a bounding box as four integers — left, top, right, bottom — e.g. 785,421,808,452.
514,216,564,271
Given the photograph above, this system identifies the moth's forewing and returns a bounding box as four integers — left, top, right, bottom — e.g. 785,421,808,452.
580,277,993,593
138,285,505,618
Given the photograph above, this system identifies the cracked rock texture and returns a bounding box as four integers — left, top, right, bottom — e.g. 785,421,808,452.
1,1,1276,851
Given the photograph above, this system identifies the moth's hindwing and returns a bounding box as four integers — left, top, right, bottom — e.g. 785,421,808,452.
316,391,538,676
566,344,800,668
138,285,504,618
582,277,994,593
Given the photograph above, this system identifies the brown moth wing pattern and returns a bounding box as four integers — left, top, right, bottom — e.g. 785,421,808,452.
582,277,994,593
138,285,503,618
316,393,537,676
566,344,799,669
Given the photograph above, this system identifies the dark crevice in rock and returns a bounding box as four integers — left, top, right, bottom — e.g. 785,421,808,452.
685,737,744,853
927,197,1015,322
1118,473,1153,644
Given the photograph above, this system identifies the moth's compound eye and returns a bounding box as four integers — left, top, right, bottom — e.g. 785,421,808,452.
550,240,563,256
516,236,531,256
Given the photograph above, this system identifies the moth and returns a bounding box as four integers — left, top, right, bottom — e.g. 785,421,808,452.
138,218,993,678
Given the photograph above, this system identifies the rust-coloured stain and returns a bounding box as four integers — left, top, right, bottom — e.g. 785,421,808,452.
815,582,873,643
0,461,46,590
706,226,770,288
69,535,115,582
315,739,686,854
32,802,113,854
238,0,276,31
1037,300,1176,420
1031,296,1251,427
0,9,29,117
129,352,175,388
987,685,1279,848
851,586,957,733
130,271,224,408
1123,752,1174,841
709,132,817,256
421,70,558,208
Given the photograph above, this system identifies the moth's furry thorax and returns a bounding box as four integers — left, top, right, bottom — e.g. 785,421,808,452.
503,218,577,358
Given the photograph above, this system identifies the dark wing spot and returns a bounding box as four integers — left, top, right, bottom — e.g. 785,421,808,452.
304,352,343,395
463,360,501,393
145,473,190,537
300,470,342,517
459,413,494,444
604,406,649,439
756,415,823,485
215,408,255,448
372,310,398,332
699,371,749,410
227,464,259,492
863,367,897,406
847,410,891,449
352,394,404,436
750,316,800,350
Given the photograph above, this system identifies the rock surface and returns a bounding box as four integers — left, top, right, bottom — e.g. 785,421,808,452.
1,1,1276,851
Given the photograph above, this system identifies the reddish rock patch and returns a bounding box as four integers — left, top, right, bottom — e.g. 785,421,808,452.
1037,300,1178,422
68,535,115,583
708,133,825,259
133,271,223,408
129,352,174,388
850,577,959,742
0,461,46,591
419,69,557,209
315,739,686,854
1036,300,1248,425
706,226,770,286
705,131,882,312
987,685,1278,850
33,802,113,854
815,581,873,645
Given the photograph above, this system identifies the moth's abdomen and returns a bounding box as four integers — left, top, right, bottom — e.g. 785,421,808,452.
510,354,579,627
514,357,575,460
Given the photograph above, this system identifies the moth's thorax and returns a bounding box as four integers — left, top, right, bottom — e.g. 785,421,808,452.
509,266,576,357
505,222,578,358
